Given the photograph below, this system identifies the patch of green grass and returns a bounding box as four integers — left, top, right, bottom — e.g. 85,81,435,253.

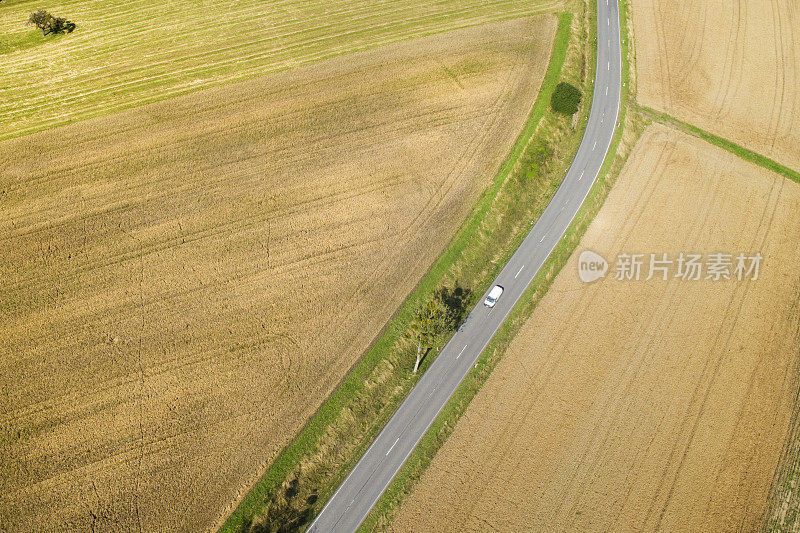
219,11,575,533
764,343,800,532
640,106,800,184
359,0,642,529
0,30,45,54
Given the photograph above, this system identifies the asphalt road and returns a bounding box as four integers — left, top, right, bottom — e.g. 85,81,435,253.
309,2,621,531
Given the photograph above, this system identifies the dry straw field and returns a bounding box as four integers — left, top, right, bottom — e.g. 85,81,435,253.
631,0,800,170
390,124,800,531
0,0,563,140
0,16,557,531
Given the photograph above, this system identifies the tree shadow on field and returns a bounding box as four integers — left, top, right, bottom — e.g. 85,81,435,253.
435,282,472,329
417,346,433,370
245,476,317,533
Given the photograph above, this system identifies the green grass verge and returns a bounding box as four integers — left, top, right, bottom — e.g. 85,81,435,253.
640,106,800,184
765,379,800,532
359,0,641,529
218,11,573,533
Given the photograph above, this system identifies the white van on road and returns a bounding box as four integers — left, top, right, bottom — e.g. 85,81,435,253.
483,285,504,308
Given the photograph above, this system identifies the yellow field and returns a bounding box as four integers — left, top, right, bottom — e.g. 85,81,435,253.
390,124,800,531
631,0,800,171
0,0,563,140
0,17,556,531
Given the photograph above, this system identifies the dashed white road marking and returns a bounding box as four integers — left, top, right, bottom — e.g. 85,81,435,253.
579,170,584,181
386,438,399,456
605,86,608,96
457,345,467,359
593,141,597,150
515,265,525,279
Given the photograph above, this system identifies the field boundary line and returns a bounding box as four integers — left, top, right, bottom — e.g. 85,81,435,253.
639,106,800,185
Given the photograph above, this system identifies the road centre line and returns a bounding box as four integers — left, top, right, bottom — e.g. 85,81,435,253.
385,438,399,456
457,345,468,359
515,265,525,279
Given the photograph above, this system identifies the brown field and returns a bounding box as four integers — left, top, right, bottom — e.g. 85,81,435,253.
631,0,800,171
0,17,556,531
390,124,800,532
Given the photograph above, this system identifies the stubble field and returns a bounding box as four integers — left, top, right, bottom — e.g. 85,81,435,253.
631,0,800,170
390,124,800,531
0,0,563,140
0,17,556,531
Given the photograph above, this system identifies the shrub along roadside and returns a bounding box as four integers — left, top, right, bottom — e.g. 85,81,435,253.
220,11,575,533
551,81,582,115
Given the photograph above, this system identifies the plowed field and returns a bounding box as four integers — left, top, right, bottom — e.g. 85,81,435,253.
632,0,800,171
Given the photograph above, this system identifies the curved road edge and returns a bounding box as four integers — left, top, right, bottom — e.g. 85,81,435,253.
309,2,622,531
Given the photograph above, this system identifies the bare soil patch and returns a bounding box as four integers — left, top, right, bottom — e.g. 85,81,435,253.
631,0,800,171
390,124,800,532
0,17,556,532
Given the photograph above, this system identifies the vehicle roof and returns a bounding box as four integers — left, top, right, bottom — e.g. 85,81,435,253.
488,285,503,298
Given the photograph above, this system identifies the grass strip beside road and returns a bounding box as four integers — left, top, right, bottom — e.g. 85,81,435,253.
360,0,640,529
219,12,573,532
640,106,800,185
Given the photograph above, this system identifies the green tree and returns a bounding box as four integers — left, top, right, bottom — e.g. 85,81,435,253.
28,9,76,36
550,82,582,115
408,284,472,374
409,298,445,374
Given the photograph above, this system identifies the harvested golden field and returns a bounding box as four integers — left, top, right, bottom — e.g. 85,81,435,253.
631,0,800,171
390,124,800,532
0,0,563,140
0,17,556,531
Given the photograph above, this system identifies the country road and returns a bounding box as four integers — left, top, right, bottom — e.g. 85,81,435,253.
309,1,622,530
